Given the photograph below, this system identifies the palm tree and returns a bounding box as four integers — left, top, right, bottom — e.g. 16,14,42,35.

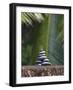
21,12,64,65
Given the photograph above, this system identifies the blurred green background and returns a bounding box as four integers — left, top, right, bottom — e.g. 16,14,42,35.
21,12,64,65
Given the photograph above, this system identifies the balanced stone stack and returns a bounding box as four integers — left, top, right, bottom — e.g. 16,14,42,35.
35,49,51,66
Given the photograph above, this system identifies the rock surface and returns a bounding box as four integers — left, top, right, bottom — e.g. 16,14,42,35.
21,65,64,77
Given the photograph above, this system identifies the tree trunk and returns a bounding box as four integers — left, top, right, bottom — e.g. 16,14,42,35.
31,15,51,65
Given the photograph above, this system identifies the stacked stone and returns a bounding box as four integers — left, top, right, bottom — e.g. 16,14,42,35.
35,49,51,66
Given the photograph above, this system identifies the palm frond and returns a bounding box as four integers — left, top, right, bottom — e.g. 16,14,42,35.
21,12,44,25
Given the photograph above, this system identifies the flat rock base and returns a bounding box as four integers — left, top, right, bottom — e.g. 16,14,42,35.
21,65,64,77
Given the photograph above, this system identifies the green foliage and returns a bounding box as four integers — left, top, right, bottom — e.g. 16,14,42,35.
21,12,44,25
21,12,64,65
48,15,64,65
22,45,32,65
